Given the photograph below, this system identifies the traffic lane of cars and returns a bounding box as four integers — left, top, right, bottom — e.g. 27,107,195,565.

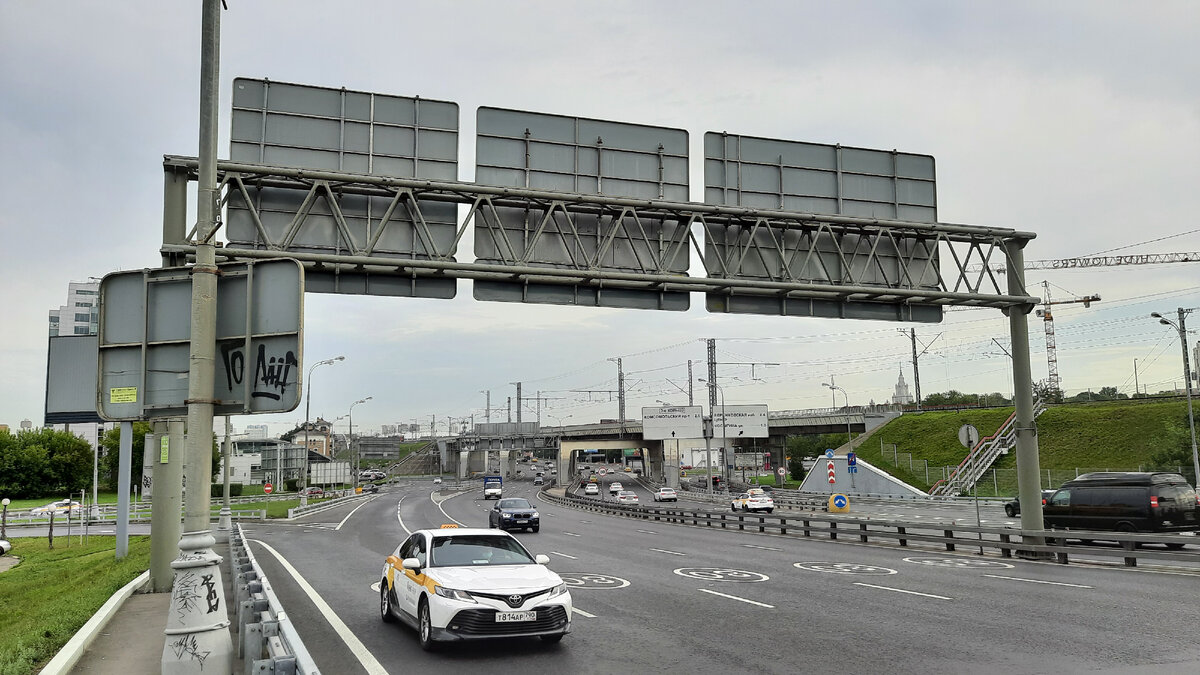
252,478,1200,674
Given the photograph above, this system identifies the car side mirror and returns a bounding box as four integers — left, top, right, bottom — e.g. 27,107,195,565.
535,554,550,565
402,557,421,571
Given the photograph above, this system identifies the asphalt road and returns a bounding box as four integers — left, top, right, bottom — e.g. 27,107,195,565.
242,476,1200,674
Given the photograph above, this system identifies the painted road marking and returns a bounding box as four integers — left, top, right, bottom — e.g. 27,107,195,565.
551,551,578,559
564,532,581,537
572,607,596,618
853,582,951,600
741,544,782,551
674,568,769,582
649,548,687,556
698,588,774,608
395,496,410,535
559,574,631,589
335,497,376,531
251,539,388,675
433,490,466,526
636,529,657,534
982,574,1093,588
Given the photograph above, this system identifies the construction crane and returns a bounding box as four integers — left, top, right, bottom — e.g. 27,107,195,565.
968,251,1200,274
1036,281,1100,396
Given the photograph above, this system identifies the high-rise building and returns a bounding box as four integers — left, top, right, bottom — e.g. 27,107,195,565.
891,369,914,405
48,280,100,336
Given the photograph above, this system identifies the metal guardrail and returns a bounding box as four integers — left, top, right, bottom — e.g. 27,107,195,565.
230,524,320,675
541,490,1200,569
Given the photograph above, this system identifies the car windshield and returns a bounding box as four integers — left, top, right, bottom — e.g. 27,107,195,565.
430,535,536,567
498,498,532,509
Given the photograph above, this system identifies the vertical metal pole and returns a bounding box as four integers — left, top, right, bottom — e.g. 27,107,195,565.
1176,309,1199,485
164,1,232,671
910,329,922,408
150,421,183,592
616,359,625,433
507,397,512,423
116,421,132,558
687,360,694,407
1005,241,1047,553
485,390,491,423
218,416,232,530
516,383,523,424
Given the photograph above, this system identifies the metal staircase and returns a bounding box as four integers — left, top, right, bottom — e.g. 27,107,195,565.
929,400,1047,497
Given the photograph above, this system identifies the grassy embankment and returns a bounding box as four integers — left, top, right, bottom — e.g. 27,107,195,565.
0,536,151,675
860,399,1192,495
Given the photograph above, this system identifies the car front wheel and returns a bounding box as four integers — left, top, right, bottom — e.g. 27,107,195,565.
418,599,435,651
380,582,394,623
1004,505,1016,517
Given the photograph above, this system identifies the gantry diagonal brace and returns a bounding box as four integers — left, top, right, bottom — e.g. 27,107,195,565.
161,155,1040,310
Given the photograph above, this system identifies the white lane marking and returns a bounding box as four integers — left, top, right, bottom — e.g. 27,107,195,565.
741,544,782,551
395,496,410,534
982,574,1093,589
250,539,388,675
635,529,657,535
649,548,687,556
563,532,581,537
433,490,466,526
571,607,596,618
550,551,578,559
335,497,376,531
853,582,951,600
697,588,774,608
370,581,380,592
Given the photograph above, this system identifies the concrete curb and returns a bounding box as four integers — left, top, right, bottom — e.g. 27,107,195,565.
38,570,151,675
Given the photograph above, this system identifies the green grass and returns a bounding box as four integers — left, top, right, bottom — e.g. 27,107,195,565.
861,399,1194,495
0,536,151,675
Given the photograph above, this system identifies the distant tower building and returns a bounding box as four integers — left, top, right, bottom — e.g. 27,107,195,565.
245,424,269,439
891,370,914,405
48,280,100,336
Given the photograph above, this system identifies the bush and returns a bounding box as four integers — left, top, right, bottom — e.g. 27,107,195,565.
209,482,244,497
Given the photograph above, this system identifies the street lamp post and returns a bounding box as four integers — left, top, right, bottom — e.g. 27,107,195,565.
302,356,345,506
699,379,726,497
824,382,853,488
349,396,372,488
1151,310,1199,485
2,498,9,540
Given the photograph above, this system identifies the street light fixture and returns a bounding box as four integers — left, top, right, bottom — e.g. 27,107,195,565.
349,396,372,488
302,356,345,506
1150,310,1198,485
822,382,852,449
698,378,727,498
2,498,9,540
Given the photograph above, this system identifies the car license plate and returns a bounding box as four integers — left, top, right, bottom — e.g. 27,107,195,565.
515,519,528,524
495,611,537,622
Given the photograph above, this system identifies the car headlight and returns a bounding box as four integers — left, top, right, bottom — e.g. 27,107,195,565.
502,513,513,519
546,583,567,599
434,586,477,603
531,511,540,518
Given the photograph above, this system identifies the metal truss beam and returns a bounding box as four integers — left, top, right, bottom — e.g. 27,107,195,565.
162,155,1040,310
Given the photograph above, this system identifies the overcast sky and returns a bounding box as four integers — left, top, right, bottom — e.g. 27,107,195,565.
3,1,1198,438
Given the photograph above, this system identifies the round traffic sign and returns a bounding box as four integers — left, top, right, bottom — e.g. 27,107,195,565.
958,424,980,449
264,483,273,494
776,467,786,476
833,494,847,509
825,449,834,459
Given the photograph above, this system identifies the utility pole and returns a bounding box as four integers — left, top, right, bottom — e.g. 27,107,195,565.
909,329,922,407
515,382,523,424
430,414,436,438
507,397,512,423
687,359,694,406
1134,359,1140,397
481,390,491,423
1151,308,1198,486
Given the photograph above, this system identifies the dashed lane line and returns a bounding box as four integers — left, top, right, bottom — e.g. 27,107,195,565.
563,532,582,537
550,551,578,559
981,574,1093,588
697,588,774,608
572,607,596,618
649,548,687,556
852,582,951,600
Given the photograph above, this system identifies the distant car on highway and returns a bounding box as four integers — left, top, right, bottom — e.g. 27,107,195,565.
299,487,324,498
584,483,600,496
730,492,774,514
608,481,624,495
361,483,379,494
533,476,545,486
1004,489,1056,517
653,488,677,502
379,528,570,650
488,498,540,532
615,491,639,505
433,477,443,485
31,499,83,515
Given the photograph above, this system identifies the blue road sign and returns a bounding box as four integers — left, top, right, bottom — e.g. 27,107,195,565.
825,449,834,459
848,466,858,474
847,452,856,466
833,494,848,508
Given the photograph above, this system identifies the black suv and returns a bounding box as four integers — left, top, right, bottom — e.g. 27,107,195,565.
1043,472,1200,545
488,497,540,533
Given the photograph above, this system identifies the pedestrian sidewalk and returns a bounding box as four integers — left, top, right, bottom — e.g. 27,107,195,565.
61,536,243,675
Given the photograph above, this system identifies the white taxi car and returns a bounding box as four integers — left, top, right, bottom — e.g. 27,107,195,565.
608,481,624,495
380,528,571,650
730,492,775,513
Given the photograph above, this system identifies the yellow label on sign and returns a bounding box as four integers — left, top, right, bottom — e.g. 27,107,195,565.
109,387,138,403
160,436,169,463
